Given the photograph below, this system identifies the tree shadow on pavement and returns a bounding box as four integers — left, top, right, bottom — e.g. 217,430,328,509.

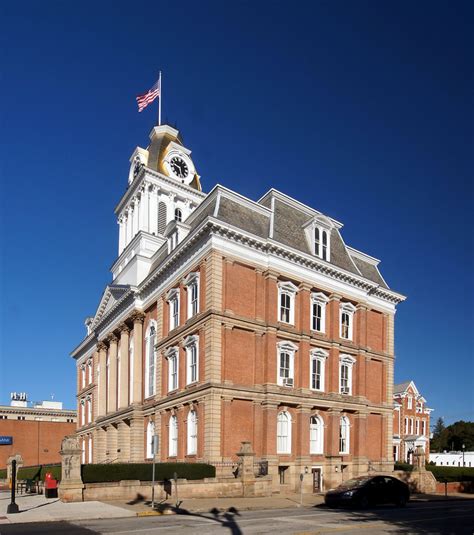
173,504,242,535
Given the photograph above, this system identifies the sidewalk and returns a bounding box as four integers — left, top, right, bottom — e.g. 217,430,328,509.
1,490,472,525
0,491,135,525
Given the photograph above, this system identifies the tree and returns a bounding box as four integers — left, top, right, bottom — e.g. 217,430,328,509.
430,420,474,452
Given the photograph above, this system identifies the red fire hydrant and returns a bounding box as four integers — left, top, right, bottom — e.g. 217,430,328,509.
44,472,58,499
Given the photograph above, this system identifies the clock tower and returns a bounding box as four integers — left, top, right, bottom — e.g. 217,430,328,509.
112,125,206,286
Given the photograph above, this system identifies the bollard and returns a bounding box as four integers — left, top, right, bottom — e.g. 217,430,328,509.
7,459,19,514
174,471,179,509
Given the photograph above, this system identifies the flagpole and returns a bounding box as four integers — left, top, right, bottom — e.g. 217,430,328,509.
158,71,162,126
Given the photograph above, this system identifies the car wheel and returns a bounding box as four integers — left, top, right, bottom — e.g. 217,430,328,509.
359,495,370,509
396,495,407,507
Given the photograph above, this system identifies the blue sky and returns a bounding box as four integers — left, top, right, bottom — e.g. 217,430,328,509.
0,1,472,424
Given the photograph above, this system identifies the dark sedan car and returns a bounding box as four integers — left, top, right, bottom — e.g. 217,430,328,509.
324,475,410,508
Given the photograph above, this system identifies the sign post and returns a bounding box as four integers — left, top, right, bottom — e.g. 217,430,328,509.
151,435,159,509
7,459,19,514
173,471,179,509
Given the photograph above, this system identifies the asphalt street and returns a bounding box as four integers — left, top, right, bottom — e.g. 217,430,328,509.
0,500,473,535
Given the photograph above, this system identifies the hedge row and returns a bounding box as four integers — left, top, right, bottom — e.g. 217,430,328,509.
426,465,474,483
81,462,215,483
16,464,61,482
0,468,6,479
394,462,414,472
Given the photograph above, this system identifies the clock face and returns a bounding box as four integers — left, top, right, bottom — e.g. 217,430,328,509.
170,156,189,179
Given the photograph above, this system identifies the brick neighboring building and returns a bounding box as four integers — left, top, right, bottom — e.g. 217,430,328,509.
393,381,432,463
0,395,76,468
72,124,406,492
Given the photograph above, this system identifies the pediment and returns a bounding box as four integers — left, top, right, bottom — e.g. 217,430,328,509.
91,284,130,328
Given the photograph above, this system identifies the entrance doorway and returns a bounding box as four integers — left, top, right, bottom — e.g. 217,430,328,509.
312,468,322,492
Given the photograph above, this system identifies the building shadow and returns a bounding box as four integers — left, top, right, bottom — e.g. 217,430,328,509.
0,520,100,534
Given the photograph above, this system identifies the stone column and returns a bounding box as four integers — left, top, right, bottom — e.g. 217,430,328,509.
93,427,107,463
131,311,145,404
118,324,130,409
117,420,131,462
130,416,145,462
106,423,118,462
97,342,107,417
203,390,222,461
107,334,118,414
58,436,84,502
353,411,368,475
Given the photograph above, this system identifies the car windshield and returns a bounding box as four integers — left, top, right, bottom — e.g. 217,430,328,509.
338,477,372,489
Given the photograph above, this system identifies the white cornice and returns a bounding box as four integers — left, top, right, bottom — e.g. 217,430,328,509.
114,167,206,215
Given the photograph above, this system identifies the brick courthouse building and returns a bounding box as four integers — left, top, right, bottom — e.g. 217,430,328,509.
72,125,406,492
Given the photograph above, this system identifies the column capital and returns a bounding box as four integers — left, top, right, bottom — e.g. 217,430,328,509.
329,293,342,302
130,310,145,324
298,282,312,292
107,333,119,344
356,303,369,311
97,341,108,352
263,269,279,281
119,323,131,334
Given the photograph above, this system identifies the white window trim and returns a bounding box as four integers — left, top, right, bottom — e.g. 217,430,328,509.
146,420,155,459
87,359,93,384
80,398,85,426
86,395,92,424
169,415,178,457
310,292,328,333
314,225,331,261
80,364,86,389
187,410,198,455
277,410,292,454
165,346,179,392
88,435,93,463
184,272,200,320
339,416,350,454
276,341,298,387
184,334,199,385
310,414,324,454
310,348,328,391
129,337,134,404
277,281,298,325
339,302,356,340
167,288,180,331
404,417,409,434
407,396,413,409
144,320,157,399
339,354,356,395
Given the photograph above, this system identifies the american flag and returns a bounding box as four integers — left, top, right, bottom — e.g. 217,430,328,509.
136,78,160,112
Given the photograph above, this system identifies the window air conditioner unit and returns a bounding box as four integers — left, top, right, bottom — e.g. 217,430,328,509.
283,378,294,387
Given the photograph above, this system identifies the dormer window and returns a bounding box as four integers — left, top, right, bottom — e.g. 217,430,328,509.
340,302,356,340
310,292,328,333
314,227,330,261
174,208,183,222
277,281,298,325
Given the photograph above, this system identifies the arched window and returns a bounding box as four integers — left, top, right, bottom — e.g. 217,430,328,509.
144,322,156,398
310,415,324,454
129,337,134,404
88,435,93,463
339,416,350,454
277,411,292,454
174,208,183,222
146,420,155,459
314,227,330,260
187,410,198,455
169,415,178,457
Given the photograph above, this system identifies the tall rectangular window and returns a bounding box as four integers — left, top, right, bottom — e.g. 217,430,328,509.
166,349,179,392
277,342,297,387
185,336,199,385
280,293,291,323
277,281,298,324
310,350,328,392
185,272,200,319
339,355,355,395
340,303,356,341
169,415,178,457
167,288,180,331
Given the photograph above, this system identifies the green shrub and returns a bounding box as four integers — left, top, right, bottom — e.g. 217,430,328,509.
17,466,41,481
82,462,215,483
426,465,474,482
40,465,61,482
0,468,7,479
394,462,413,472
